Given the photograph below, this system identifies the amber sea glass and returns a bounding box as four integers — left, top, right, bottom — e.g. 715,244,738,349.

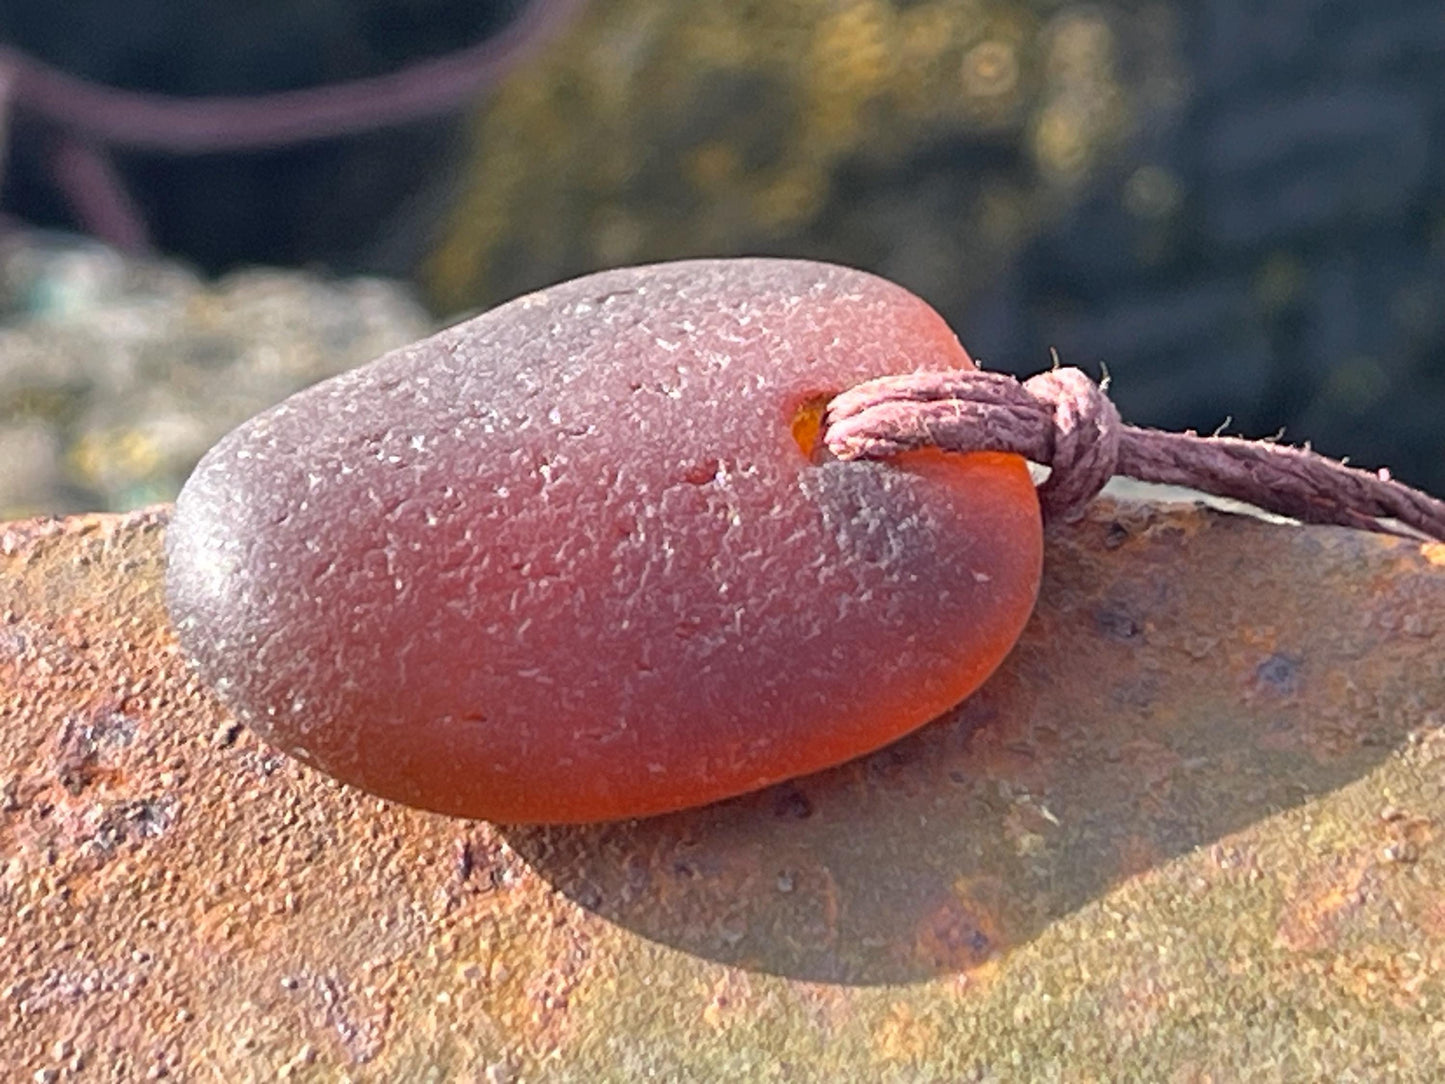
165,259,1043,823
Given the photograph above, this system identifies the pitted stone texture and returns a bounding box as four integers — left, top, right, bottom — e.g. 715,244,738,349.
3,504,1444,1079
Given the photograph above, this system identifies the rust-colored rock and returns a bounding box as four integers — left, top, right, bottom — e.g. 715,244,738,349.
164,259,1042,823
3,504,1444,1080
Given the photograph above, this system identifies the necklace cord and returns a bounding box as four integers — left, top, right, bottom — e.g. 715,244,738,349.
825,366,1445,542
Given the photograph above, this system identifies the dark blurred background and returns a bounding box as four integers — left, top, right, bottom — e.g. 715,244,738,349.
0,0,528,271
0,0,1441,516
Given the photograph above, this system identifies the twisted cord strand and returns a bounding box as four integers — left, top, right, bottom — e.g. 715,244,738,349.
824,367,1445,542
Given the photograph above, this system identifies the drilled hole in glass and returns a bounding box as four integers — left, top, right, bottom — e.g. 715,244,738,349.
789,393,834,462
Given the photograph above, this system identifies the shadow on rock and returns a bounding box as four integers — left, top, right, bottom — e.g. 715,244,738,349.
503,501,1444,984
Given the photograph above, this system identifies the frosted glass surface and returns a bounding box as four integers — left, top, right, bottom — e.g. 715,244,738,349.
166,259,1042,822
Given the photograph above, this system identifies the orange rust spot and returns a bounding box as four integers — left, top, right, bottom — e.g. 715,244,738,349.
873,1001,938,1064
913,895,1000,972
1274,858,1375,954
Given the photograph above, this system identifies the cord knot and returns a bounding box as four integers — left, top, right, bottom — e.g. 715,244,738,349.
1021,368,1121,522
822,360,1445,540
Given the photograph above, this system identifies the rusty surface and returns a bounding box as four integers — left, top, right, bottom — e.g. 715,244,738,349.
2,501,1443,1081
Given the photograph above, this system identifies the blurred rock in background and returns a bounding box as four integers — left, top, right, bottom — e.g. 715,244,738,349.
0,0,1441,513
0,232,428,517
427,0,1148,313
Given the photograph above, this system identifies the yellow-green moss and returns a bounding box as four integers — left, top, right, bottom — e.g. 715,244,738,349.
427,0,1135,313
